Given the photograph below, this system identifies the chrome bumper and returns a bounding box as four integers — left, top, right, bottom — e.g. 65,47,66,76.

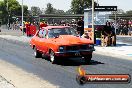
55,48,95,54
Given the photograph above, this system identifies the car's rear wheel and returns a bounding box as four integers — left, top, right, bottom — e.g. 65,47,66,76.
49,50,57,64
34,47,41,58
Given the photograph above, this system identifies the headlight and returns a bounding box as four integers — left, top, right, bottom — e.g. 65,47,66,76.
59,46,65,52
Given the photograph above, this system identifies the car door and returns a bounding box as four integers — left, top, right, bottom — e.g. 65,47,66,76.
35,30,43,51
39,29,48,54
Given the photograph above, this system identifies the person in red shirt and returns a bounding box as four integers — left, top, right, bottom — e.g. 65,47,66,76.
40,22,48,29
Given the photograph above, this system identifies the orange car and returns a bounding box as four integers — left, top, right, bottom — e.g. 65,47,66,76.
30,26,95,64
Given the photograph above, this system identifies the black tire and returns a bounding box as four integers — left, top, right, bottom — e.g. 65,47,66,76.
49,50,57,64
84,57,91,64
83,54,92,64
34,47,41,58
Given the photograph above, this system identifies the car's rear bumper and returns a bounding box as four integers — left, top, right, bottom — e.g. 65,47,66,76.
54,49,95,57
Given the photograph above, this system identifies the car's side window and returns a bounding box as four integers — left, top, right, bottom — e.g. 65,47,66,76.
42,29,47,38
38,30,43,38
48,30,54,38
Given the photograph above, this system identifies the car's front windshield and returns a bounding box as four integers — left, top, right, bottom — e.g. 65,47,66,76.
48,27,77,38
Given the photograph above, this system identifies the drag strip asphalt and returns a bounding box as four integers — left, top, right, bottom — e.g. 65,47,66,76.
0,38,132,88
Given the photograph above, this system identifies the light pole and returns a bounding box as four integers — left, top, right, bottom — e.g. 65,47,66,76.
22,0,24,35
92,0,95,43
97,0,98,5
96,0,99,22
7,0,9,30
115,11,117,34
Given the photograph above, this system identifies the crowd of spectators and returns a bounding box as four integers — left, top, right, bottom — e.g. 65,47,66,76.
116,19,132,36
9,18,132,37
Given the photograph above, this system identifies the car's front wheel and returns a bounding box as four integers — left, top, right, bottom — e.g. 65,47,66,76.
83,54,92,64
49,50,57,64
34,47,41,58
84,57,91,64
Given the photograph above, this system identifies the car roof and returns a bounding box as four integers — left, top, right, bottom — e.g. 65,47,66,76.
42,26,70,29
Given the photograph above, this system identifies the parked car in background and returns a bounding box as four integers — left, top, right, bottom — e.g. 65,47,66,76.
30,26,95,64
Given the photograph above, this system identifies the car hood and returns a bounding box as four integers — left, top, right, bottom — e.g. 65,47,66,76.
48,35,93,45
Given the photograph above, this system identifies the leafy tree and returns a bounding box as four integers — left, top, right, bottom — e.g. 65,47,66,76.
30,6,42,16
7,0,20,16
126,10,132,15
65,9,73,14
111,9,125,15
54,9,65,15
7,0,28,16
45,3,66,15
117,9,125,14
0,1,7,23
24,5,29,15
71,0,97,14
45,3,55,14
0,0,28,24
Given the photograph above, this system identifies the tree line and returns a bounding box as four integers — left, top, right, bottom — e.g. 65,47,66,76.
0,0,98,24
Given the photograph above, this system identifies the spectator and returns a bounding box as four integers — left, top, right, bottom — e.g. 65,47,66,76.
122,25,127,35
76,18,84,37
119,25,123,35
128,25,132,36
102,22,116,46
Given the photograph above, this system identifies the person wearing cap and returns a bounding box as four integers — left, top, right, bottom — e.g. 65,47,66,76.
40,21,48,29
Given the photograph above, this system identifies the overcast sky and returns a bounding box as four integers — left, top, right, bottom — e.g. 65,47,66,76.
17,0,132,12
